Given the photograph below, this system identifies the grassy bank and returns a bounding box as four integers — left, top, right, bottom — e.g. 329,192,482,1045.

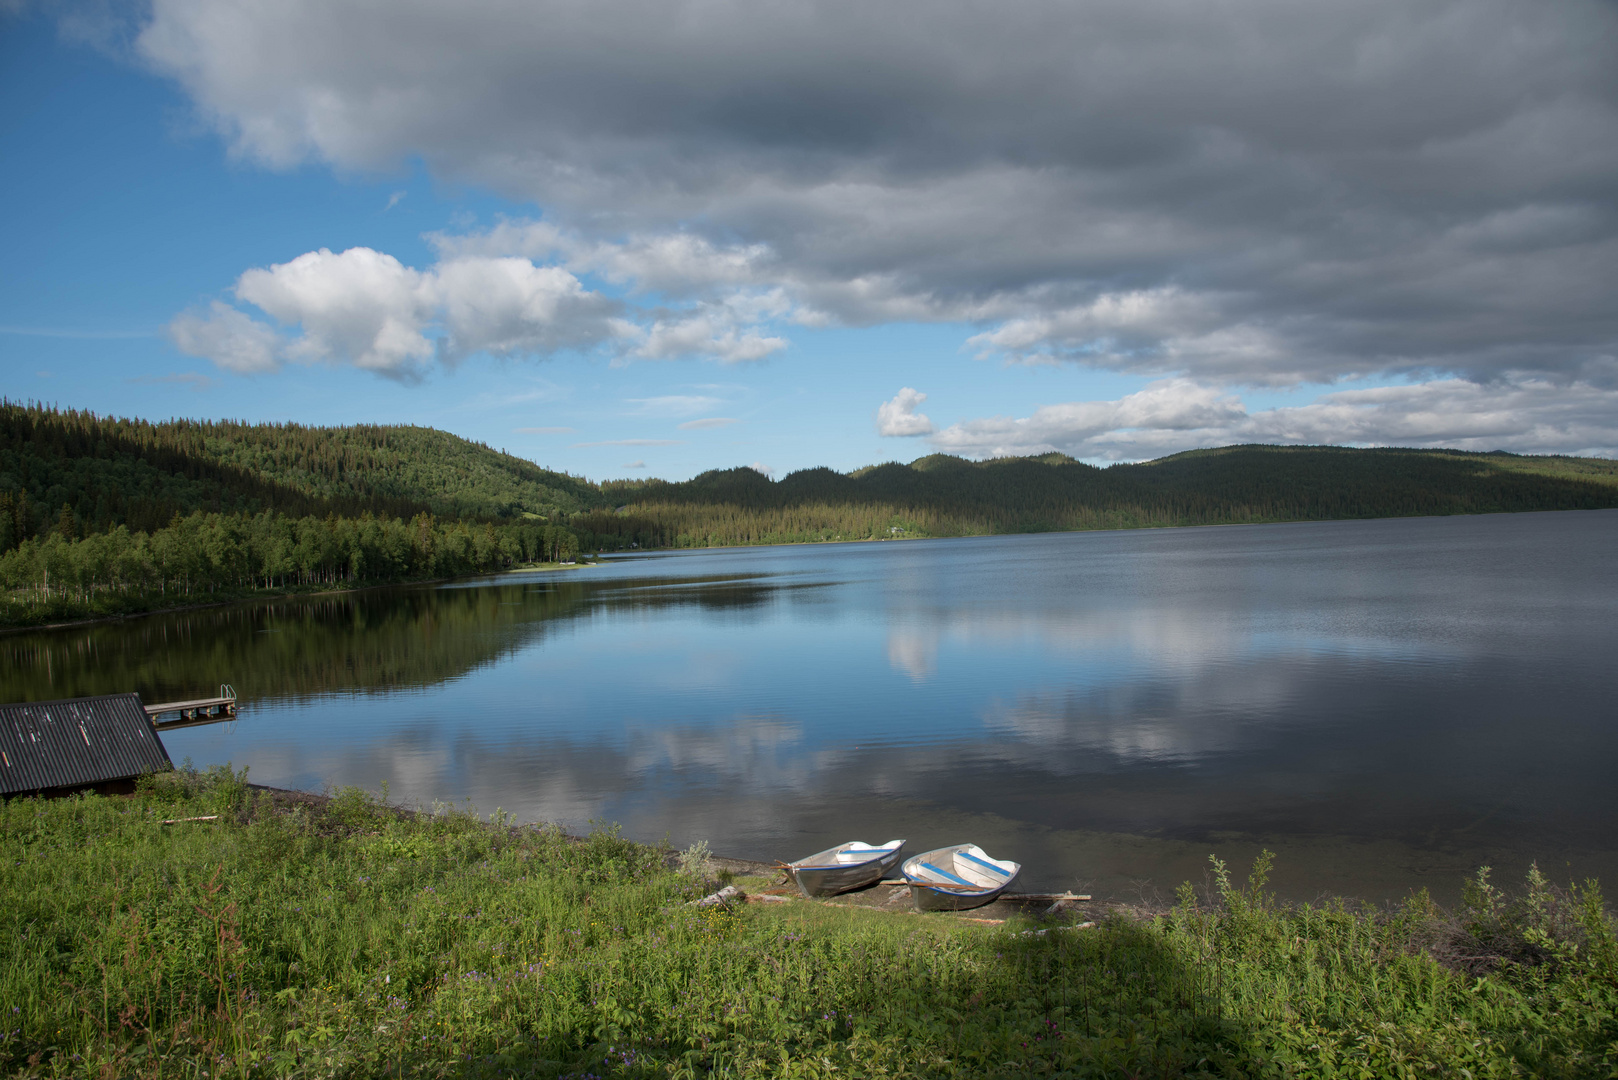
3,770,1616,1078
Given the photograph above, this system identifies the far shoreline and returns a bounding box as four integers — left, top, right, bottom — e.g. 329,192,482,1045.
6,506,1616,635
0,558,602,636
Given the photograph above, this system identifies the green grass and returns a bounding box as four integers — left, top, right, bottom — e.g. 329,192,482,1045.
3,769,1616,1078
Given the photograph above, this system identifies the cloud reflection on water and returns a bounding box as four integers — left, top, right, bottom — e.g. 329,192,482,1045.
39,511,1618,901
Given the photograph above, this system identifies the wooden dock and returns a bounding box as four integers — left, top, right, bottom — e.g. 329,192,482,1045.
145,686,237,729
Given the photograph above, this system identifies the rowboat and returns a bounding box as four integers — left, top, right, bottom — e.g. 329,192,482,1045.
901,844,1021,911
786,839,906,897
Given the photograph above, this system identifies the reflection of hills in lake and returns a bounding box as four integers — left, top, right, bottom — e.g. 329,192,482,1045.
3,584,571,704
5,513,1618,906
0,572,821,706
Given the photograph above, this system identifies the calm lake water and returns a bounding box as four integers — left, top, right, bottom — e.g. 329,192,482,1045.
6,510,1617,904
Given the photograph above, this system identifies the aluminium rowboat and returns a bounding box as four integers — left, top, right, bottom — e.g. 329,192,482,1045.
786,839,906,897
901,844,1021,911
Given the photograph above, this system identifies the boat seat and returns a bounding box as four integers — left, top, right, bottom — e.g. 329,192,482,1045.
917,861,980,888
836,848,890,862
958,851,1011,877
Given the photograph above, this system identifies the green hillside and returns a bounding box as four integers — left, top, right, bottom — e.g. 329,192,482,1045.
3,399,1616,627
8,401,1615,552
0,401,605,541
195,421,604,520
572,445,1618,549
0,403,598,627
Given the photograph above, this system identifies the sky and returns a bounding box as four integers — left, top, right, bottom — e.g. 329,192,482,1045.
2,0,1617,482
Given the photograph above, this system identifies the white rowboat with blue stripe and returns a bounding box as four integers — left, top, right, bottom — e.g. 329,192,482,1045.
901,844,1022,911
786,839,907,897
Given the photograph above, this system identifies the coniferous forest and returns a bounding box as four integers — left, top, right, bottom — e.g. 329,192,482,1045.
4,400,1616,627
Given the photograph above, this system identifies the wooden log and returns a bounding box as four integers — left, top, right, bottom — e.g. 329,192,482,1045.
888,879,1000,892
878,882,1091,901
1012,892,1093,903
1019,921,1097,937
689,885,746,909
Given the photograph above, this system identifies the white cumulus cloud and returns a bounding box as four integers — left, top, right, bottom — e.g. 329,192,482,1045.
235,247,437,378
626,308,787,365
168,300,283,373
173,241,791,376
876,388,935,437
930,376,1618,461
433,256,620,362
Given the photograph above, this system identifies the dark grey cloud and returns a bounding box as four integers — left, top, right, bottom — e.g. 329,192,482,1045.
135,0,1618,417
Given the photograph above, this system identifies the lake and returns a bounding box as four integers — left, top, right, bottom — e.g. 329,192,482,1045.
6,509,1617,904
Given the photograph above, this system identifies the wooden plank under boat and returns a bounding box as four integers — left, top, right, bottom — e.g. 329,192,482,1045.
901,844,1022,911
786,839,906,897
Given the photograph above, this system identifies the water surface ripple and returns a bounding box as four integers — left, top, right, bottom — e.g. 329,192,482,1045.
7,510,1616,903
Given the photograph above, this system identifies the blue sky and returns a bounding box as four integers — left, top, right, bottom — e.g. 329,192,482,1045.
3,1,1616,481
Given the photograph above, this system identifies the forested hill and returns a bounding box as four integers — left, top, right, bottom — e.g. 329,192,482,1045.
6,402,1618,551
198,422,604,520
6,400,1618,549
576,445,1618,549
0,401,606,537
4,401,1617,625
1,403,605,626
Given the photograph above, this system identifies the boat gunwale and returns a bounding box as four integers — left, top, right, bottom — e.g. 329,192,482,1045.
901,844,1023,910
788,839,905,872
786,839,907,898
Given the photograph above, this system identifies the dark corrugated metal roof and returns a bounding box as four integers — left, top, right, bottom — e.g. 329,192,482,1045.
0,693,173,795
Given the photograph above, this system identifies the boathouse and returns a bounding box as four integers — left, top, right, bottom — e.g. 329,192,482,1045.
0,693,173,797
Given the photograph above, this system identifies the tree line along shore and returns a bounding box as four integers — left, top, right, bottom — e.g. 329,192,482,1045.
2,768,1615,1078
4,400,1617,627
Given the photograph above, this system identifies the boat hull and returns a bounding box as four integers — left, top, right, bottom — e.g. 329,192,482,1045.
902,845,1022,912
788,841,906,897
908,878,1018,911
